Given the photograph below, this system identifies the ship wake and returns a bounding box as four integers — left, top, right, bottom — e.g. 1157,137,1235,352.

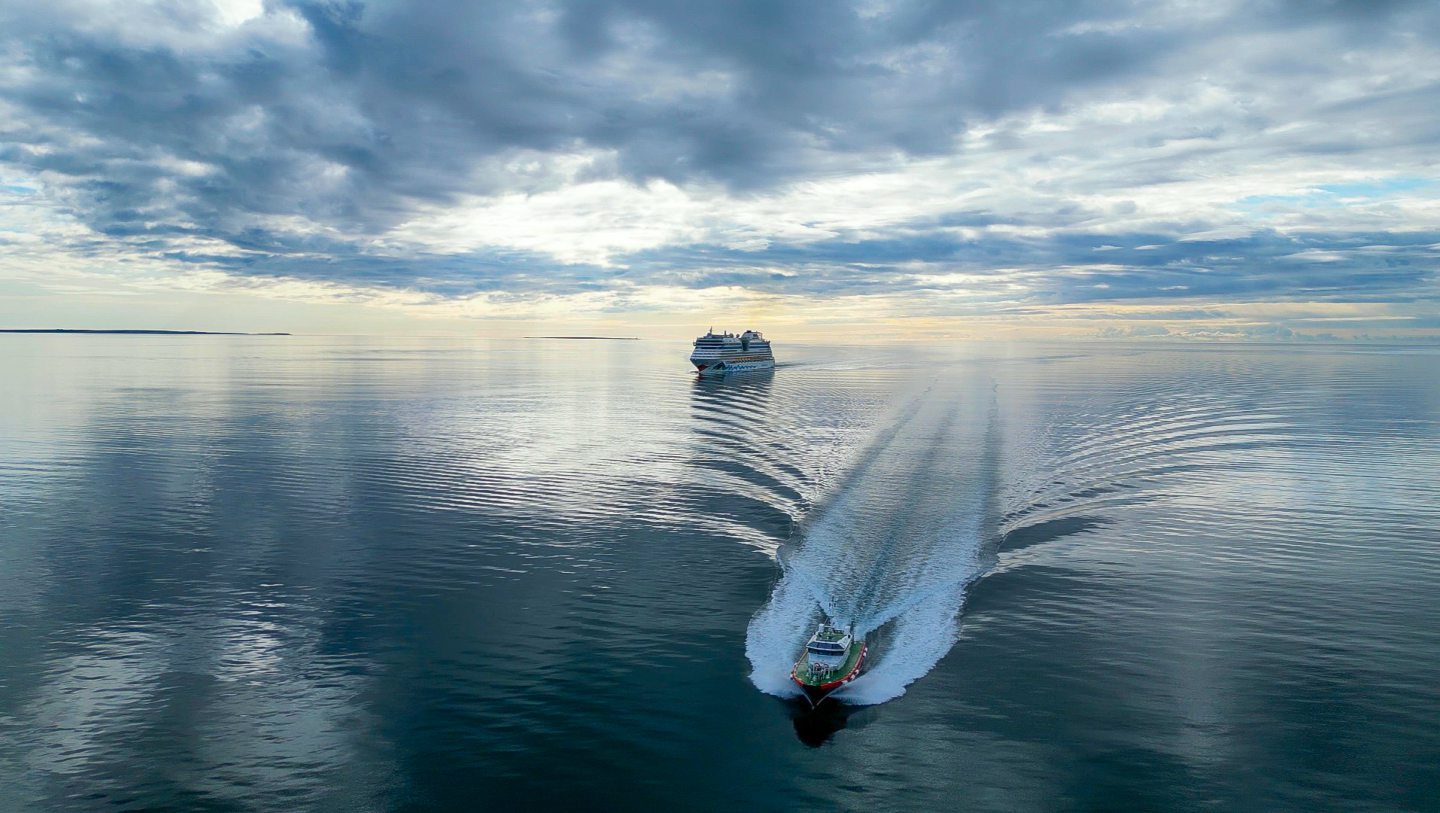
746,377,1004,705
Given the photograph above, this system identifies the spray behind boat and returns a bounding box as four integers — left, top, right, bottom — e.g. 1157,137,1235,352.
747,376,1010,719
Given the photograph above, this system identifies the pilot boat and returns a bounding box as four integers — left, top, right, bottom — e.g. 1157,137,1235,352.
790,622,866,704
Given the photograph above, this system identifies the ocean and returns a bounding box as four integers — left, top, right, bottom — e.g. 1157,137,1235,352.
1,336,1437,811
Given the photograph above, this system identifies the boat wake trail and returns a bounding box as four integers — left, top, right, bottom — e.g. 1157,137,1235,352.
746,377,1003,705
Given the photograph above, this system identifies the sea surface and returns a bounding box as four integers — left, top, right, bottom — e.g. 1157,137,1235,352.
1,336,1438,812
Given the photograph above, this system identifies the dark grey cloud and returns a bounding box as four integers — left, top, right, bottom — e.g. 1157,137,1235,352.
612,225,1440,303
1,0,1438,318
4,0,1192,219
133,215,1437,317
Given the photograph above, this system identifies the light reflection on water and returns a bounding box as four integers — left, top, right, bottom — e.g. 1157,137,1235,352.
1,336,1438,811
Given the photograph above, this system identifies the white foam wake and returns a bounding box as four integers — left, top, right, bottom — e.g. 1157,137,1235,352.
746,378,1000,705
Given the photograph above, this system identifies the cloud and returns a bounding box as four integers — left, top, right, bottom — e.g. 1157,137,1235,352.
0,0,1437,335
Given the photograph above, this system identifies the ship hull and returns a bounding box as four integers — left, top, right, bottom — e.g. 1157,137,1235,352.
692,358,776,376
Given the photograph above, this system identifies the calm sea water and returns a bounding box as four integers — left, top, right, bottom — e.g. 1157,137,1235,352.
1,336,1438,811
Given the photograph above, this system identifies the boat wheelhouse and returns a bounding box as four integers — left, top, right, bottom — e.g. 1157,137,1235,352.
689,328,775,375
791,622,866,704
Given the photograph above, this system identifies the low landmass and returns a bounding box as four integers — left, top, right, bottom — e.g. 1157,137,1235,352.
1,329,290,335
525,335,640,340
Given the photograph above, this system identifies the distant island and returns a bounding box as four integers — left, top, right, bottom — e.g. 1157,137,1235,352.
525,336,640,340
1,329,290,335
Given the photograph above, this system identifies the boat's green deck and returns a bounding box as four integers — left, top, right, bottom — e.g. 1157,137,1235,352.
795,643,863,686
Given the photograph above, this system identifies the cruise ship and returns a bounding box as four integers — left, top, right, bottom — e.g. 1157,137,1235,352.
689,328,775,375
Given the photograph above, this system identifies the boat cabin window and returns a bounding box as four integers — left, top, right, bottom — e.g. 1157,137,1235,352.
807,642,846,655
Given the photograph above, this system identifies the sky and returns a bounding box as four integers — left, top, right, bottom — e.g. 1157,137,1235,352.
0,0,1437,340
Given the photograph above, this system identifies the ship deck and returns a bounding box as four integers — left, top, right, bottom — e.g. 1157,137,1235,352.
794,642,864,686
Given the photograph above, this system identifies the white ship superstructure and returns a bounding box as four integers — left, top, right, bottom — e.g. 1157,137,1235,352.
689,328,775,375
